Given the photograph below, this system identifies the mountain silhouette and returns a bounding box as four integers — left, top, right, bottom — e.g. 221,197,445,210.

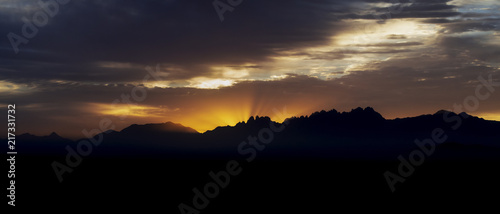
9,107,500,159
120,122,198,135
9,107,500,210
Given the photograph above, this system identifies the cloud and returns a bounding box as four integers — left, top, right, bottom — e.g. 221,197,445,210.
0,0,470,84
437,33,500,62
339,0,460,21
4,49,499,139
386,34,407,39
0,0,356,83
355,41,423,47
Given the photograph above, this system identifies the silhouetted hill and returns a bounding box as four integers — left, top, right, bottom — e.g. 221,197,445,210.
120,122,198,135
8,132,74,155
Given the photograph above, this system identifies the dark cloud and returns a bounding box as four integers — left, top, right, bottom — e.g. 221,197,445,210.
309,49,412,60
386,34,407,39
437,35,500,63
355,42,423,47
441,19,500,33
0,0,356,83
340,0,460,21
420,18,452,23
0,0,474,84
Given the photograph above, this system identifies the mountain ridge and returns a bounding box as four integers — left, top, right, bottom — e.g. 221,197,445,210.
10,107,500,140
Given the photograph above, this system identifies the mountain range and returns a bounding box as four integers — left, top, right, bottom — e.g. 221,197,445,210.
8,107,500,211
10,107,500,159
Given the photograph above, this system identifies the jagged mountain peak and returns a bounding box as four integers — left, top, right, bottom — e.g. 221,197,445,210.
246,115,272,123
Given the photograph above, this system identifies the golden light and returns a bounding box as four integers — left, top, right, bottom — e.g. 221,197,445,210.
474,113,500,122
0,80,32,94
0,80,20,92
173,90,334,133
187,77,235,89
93,103,174,118
336,19,439,46
89,84,337,133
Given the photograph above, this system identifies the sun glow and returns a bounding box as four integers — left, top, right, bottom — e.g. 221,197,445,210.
187,77,235,89
90,85,335,133
475,113,500,122
173,90,332,132
93,103,178,118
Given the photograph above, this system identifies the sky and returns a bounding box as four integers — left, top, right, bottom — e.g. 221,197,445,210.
1,0,499,139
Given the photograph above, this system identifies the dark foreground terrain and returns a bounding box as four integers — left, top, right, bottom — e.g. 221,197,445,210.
11,155,500,212
5,108,500,211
